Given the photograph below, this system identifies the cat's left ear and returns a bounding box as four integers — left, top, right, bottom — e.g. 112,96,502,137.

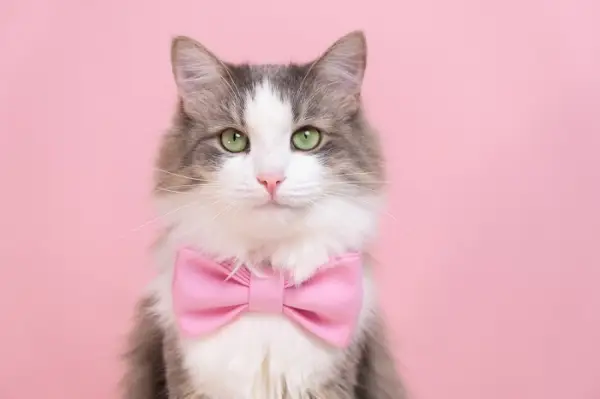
171,36,228,116
311,30,367,98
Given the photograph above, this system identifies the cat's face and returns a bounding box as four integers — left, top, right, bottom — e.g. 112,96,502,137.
155,31,384,251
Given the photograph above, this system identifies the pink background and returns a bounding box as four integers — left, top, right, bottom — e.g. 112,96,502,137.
1,0,599,398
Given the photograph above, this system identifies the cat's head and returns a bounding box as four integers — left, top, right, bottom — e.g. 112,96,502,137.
154,31,385,260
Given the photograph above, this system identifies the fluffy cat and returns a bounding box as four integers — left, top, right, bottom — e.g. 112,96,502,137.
121,31,406,399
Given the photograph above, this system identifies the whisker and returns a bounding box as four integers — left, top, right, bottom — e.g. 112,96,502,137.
155,185,222,194
284,181,387,193
161,183,201,189
156,187,192,194
329,171,381,177
153,168,209,182
324,191,398,221
177,201,234,240
328,179,389,184
324,186,383,199
156,182,228,194
123,191,225,237
125,199,202,234
154,187,221,195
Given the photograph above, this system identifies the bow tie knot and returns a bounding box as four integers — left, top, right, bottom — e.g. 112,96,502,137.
172,248,363,348
248,271,285,313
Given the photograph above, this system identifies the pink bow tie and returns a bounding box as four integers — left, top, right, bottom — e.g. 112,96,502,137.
172,248,363,348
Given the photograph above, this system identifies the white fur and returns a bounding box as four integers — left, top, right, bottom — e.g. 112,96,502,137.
150,79,382,399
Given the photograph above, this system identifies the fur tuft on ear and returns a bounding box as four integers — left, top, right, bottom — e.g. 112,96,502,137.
170,36,228,115
312,31,367,96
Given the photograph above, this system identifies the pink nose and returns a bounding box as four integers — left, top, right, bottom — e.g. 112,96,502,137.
256,174,284,197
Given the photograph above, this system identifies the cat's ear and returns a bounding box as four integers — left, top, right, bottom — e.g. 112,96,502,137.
311,31,367,96
171,36,228,113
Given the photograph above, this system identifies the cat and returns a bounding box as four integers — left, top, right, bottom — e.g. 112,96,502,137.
121,31,406,399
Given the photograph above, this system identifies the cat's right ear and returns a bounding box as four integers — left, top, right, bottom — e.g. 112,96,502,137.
171,36,227,113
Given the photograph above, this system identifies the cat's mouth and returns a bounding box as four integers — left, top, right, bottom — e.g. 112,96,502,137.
255,200,299,210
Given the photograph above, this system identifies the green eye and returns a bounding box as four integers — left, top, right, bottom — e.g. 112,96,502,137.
220,128,249,153
291,127,321,151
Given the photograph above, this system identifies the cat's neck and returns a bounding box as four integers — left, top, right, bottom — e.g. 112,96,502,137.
155,195,382,282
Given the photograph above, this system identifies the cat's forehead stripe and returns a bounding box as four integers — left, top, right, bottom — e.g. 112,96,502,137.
243,78,294,140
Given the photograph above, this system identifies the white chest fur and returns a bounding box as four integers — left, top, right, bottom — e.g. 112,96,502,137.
182,313,340,399
151,262,375,399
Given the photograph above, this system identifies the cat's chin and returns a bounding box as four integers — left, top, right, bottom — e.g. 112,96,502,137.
254,201,304,211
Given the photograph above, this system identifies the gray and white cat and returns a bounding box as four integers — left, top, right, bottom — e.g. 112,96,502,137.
122,31,406,399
